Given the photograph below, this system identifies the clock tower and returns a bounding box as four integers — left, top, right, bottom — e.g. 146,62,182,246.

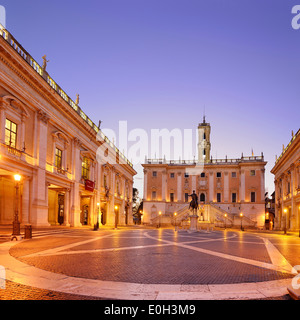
198,116,211,163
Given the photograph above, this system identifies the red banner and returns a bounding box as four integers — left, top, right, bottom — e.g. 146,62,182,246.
85,179,95,192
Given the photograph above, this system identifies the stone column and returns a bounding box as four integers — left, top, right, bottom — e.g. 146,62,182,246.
177,172,182,202
63,188,71,227
224,172,229,202
31,110,50,227
209,172,214,202
162,170,166,201
70,138,82,227
21,178,30,225
261,168,265,202
143,169,148,201
240,170,245,202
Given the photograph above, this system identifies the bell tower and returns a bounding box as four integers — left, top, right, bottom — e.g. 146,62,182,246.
198,116,211,163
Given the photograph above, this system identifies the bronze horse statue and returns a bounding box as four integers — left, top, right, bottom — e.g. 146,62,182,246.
189,191,199,215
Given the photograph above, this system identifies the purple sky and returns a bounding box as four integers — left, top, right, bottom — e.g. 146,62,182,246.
1,0,300,195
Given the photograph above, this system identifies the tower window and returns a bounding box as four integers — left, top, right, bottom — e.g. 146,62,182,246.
217,172,222,178
152,191,157,200
250,170,256,176
203,132,206,140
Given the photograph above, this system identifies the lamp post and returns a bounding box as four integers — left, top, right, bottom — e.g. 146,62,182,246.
240,213,243,231
114,205,119,229
12,174,21,239
283,208,287,235
224,213,227,230
174,212,177,231
158,211,162,228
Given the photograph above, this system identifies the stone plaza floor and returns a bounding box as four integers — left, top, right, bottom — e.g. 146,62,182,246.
0,226,299,300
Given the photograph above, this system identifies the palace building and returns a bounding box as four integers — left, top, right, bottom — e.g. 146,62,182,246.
0,24,136,228
271,129,300,232
142,117,267,229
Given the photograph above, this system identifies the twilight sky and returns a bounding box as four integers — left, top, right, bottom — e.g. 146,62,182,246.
1,0,300,196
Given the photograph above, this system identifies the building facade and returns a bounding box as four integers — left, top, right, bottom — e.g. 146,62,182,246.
142,118,267,228
0,24,136,228
271,129,300,232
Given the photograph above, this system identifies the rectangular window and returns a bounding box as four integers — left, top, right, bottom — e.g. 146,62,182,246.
217,193,221,203
184,173,189,178
217,172,222,178
170,172,175,178
5,119,17,149
231,172,237,178
152,191,157,200
232,193,237,203
251,192,256,203
103,175,107,188
250,170,256,176
185,193,189,202
170,193,174,202
81,157,90,180
152,171,157,177
201,172,205,178
55,148,62,169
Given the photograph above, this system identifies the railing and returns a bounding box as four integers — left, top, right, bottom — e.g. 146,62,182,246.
276,128,300,164
0,24,133,169
146,155,265,165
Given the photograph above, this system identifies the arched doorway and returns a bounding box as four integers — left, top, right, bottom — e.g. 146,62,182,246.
200,193,206,203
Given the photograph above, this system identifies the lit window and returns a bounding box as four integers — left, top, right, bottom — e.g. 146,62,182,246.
55,148,62,169
82,157,90,180
5,119,17,148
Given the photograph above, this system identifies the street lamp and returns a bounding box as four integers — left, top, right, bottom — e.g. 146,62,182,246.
158,211,162,228
240,213,243,231
283,208,287,235
174,212,177,231
224,213,227,230
12,174,22,239
114,205,119,229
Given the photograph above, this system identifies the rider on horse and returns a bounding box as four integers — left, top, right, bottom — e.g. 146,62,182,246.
189,190,198,212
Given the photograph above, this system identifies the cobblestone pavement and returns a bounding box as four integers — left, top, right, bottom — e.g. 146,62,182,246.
1,227,299,300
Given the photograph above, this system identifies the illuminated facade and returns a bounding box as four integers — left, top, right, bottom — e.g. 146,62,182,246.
142,118,267,229
271,129,300,231
0,25,136,227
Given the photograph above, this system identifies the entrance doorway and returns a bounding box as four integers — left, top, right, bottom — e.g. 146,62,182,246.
57,194,65,225
82,205,89,225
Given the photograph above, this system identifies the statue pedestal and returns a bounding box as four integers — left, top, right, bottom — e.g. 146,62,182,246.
189,215,198,231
